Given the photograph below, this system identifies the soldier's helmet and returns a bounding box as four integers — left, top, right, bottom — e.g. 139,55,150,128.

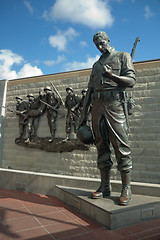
44,86,52,91
81,89,87,94
77,125,94,145
27,93,34,98
66,87,73,92
15,96,22,100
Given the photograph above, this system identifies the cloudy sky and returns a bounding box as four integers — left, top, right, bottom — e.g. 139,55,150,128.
0,0,160,80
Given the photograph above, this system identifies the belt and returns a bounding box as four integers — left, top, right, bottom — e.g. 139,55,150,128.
93,88,125,101
94,87,124,93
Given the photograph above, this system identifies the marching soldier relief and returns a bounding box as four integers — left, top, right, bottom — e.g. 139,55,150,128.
63,87,80,142
43,86,61,142
15,96,28,143
14,84,89,152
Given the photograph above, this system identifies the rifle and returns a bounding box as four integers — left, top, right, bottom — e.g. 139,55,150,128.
130,37,140,59
120,91,130,129
40,100,65,118
50,81,64,106
2,106,26,117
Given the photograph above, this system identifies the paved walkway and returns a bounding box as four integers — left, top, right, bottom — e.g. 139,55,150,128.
0,189,159,240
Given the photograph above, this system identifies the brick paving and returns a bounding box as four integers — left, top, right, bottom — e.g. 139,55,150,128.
0,189,159,240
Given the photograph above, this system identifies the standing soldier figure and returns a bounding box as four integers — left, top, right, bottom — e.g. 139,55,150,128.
63,87,80,141
78,89,92,127
80,31,136,205
78,89,87,114
15,96,28,143
44,86,61,142
23,91,47,143
25,93,41,143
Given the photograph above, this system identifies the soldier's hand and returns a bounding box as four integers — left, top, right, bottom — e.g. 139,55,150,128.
71,107,75,112
102,64,112,78
23,114,28,122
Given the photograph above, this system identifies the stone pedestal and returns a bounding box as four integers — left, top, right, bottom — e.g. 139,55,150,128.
55,185,160,230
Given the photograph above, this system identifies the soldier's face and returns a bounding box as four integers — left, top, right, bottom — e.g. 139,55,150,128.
67,90,72,95
47,90,52,95
28,97,34,102
16,99,21,104
44,89,51,95
94,37,110,54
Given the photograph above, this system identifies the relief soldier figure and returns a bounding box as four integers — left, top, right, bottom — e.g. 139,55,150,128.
15,96,28,143
25,93,43,143
23,91,47,143
80,31,136,205
44,86,61,142
78,89,92,127
77,89,87,114
63,87,80,141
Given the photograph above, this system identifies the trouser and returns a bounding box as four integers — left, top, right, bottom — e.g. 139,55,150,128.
66,112,78,134
47,111,57,136
92,90,132,172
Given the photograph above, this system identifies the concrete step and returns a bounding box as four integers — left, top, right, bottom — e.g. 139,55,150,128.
55,185,160,230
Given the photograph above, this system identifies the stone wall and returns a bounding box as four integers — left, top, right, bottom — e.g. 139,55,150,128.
1,59,160,184
127,60,160,184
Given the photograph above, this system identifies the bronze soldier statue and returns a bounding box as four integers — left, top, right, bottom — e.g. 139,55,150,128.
44,86,61,142
15,96,28,143
63,87,80,141
80,31,136,205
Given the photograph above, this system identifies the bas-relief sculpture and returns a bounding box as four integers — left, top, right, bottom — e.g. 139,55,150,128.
14,83,89,152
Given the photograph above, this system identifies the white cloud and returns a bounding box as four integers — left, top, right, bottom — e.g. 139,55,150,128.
49,27,78,51
44,55,65,66
80,41,88,48
144,6,154,20
0,49,43,80
43,0,114,29
17,63,42,78
65,55,100,71
24,0,34,15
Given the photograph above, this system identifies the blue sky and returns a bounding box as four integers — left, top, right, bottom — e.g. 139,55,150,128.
0,0,160,80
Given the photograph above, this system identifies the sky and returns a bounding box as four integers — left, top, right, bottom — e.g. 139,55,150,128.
0,0,160,81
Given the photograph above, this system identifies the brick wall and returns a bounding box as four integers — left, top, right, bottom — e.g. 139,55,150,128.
1,59,160,184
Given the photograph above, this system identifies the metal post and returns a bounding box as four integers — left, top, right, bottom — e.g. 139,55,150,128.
0,80,8,166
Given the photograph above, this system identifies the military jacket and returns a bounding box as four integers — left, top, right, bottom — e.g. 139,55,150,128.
16,101,28,112
88,48,135,91
65,94,80,111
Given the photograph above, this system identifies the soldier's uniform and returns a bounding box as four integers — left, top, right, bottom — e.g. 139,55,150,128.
44,86,61,140
25,93,43,142
15,97,28,140
78,89,92,126
88,48,135,172
65,87,80,139
81,31,136,205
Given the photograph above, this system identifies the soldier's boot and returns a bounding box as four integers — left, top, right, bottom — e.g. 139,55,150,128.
62,133,70,142
91,169,111,199
33,126,38,137
119,170,132,206
25,132,31,143
49,132,55,142
17,133,23,143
